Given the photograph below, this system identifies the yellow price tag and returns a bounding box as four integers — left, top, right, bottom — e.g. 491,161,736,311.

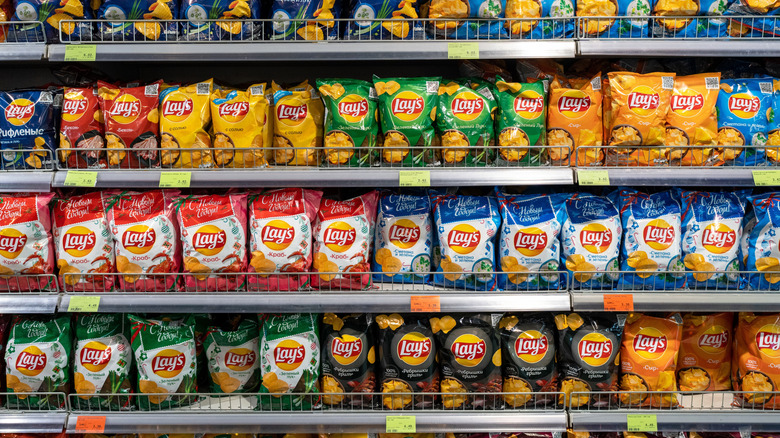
386,416,416,434
159,171,192,188
627,414,657,432
578,170,610,186
753,170,780,186
64,45,97,62
448,42,479,59
67,296,101,312
64,171,98,187
399,170,430,187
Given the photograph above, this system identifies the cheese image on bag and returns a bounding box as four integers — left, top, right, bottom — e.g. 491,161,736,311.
211,84,273,168
733,312,780,407
715,78,773,166
73,314,132,409
273,81,324,166
0,193,55,292
676,312,733,391
317,78,379,167
746,193,780,290
666,73,720,167
547,74,603,166
205,318,260,394
435,80,497,166
160,79,214,169
493,80,547,166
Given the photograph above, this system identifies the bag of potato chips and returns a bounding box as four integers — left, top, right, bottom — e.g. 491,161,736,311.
0,193,55,292
205,317,260,394
746,193,780,290
0,89,58,170
493,79,547,166
725,1,780,38
269,0,340,40
424,0,507,39
665,73,720,166
160,79,214,169
547,74,603,166
653,2,729,38
499,313,557,408
211,83,273,168
181,0,260,41
374,76,440,166
344,0,424,39
676,312,733,392
733,312,780,408
435,80,497,166
60,86,106,169
321,313,377,407
97,0,177,41
9,0,92,43
576,0,650,38
766,80,780,162
272,81,324,166
619,313,682,408
317,78,379,167
505,0,575,38
715,78,773,166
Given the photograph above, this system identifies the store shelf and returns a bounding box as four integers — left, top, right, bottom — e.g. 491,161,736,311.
0,172,53,192
578,39,780,58
0,294,59,314
0,43,47,61
0,411,68,433
571,291,780,312
576,168,757,186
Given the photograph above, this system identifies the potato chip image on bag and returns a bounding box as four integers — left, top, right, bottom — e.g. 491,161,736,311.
9,0,92,43
317,78,379,167
665,73,720,166
181,0,261,41
160,79,214,169
423,0,507,39
676,312,733,392
97,0,178,40
746,193,780,290
321,313,377,407
499,313,558,407
0,89,58,170
0,193,55,292
493,80,547,166
733,312,780,407
211,83,273,168
652,0,729,38
715,78,773,166
766,79,780,163
547,74,603,166
60,86,106,169
435,80,497,166
272,81,324,166
205,317,260,394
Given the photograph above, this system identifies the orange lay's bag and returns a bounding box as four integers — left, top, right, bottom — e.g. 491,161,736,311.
734,312,780,408
159,79,214,168
619,313,682,408
547,73,604,166
211,83,273,168
272,81,324,166
666,73,720,166
676,312,733,392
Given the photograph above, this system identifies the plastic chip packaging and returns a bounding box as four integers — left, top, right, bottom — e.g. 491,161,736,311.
210,83,273,168
676,312,733,391
546,74,603,166
9,0,92,43
272,81,324,166
269,0,340,40
97,0,178,40
321,313,377,407
60,86,105,169
652,0,729,38
733,312,780,408
205,317,260,393
746,193,780,290
493,79,547,166
159,79,214,168
343,0,424,39
0,193,55,291
181,0,260,41
0,89,57,170
715,78,773,166
665,73,720,166
317,78,379,167
576,0,651,38
423,0,506,39
435,79,497,166
504,0,575,38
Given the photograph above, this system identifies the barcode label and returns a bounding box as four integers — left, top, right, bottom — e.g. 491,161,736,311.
250,85,264,96
591,76,602,90
310,88,319,99
478,87,493,100
53,94,63,107
542,79,549,93
426,81,439,94
196,82,210,95
369,87,377,98
705,76,720,90
126,82,139,88
39,92,53,104
145,83,159,96
760,82,773,94
662,76,674,90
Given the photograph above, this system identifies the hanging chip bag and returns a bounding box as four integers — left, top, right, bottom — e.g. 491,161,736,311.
576,0,651,38
0,193,55,292
205,318,260,393
652,0,729,38
504,0,575,39
493,80,547,166
0,89,57,170
60,86,106,169
211,83,273,168
160,79,214,168
435,79,497,166
423,0,507,39
676,312,733,391
273,81,324,166
317,78,379,167
715,78,773,166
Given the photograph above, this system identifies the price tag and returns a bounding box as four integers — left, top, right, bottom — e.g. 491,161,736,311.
67,296,101,312
399,170,430,187
603,294,633,312
74,415,106,433
64,45,97,62
411,295,440,312
386,415,416,434
578,170,610,186
627,414,657,432
64,170,97,187
159,171,192,188
753,170,780,186
448,42,479,59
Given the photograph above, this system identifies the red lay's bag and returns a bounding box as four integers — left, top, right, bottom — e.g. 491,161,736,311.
248,188,323,291
0,193,55,291
60,86,105,169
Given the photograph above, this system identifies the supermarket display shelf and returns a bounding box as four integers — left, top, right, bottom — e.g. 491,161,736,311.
0,172,53,192
0,411,68,433
576,168,758,186
577,38,780,58
0,43,46,61
0,293,59,314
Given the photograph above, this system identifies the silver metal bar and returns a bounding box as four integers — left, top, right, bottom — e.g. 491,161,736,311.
578,39,780,57
577,168,757,186
0,172,53,192
0,294,59,314
0,412,68,433
571,292,780,312
569,410,780,432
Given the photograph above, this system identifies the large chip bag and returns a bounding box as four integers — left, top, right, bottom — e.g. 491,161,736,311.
746,193,780,290
374,76,440,166
676,312,733,391
505,0,575,38
205,317,260,394
259,313,320,410
73,314,132,409
547,74,603,166
104,190,181,292
248,188,323,291
312,191,379,290
424,0,507,39
618,189,684,290
272,81,324,166
5,315,71,409
493,80,547,166
733,312,780,407
317,78,379,167
715,78,773,165
174,193,247,291
60,86,105,169
436,80,497,166
211,83,273,168
373,191,433,284
0,193,55,292
619,313,682,408
321,313,377,407
9,0,92,43
499,313,558,407
665,73,720,166
561,194,621,288
0,89,57,170
269,0,340,40
181,0,260,41
432,194,501,290
680,190,746,288
344,0,423,40
577,0,650,38
52,192,114,292
97,0,177,41
160,79,214,169
652,1,729,38
496,192,566,290
128,314,198,409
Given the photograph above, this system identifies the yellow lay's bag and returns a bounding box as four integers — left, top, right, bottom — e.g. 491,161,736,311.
666,73,720,166
159,79,214,168
547,73,603,166
272,81,324,166
211,83,273,168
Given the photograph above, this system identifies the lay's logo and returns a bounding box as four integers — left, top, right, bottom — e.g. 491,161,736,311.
225,348,257,371
451,92,484,122
757,325,780,358
580,223,612,254
16,346,47,376
514,330,548,364
193,224,227,256
558,90,591,119
577,333,613,367
277,103,308,124
513,91,544,119
108,95,142,124
513,227,548,257
63,226,97,258
261,220,295,251
218,102,250,123
671,92,704,115
728,94,761,119
324,221,356,253
80,341,112,373
698,327,728,354
62,95,89,122
628,86,660,116
338,95,369,123
451,334,486,367
633,327,668,360
643,219,675,251
151,349,186,378
389,219,420,249
331,335,363,366
0,228,27,259
447,224,480,255
162,97,194,122
274,339,306,371
702,223,736,254
4,99,35,126
391,91,425,122
397,332,432,366
122,225,156,255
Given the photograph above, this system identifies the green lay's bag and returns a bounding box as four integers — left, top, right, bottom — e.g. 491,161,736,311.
73,314,133,410
436,79,497,166
493,80,547,166
205,318,261,394
317,78,379,167
5,315,72,409
374,76,441,167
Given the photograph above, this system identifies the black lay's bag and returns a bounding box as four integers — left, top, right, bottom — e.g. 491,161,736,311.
499,313,558,407
321,313,377,407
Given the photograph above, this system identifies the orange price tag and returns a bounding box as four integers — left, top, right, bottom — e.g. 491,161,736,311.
603,294,634,312
411,295,440,312
75,416,106,433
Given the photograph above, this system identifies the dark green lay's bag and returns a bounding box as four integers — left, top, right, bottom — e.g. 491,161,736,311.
317,79,379,168
374,76,441,167
205,317,261,394
436,79,498,167
5,315,71,409
73,314,133,410
493,79,547,167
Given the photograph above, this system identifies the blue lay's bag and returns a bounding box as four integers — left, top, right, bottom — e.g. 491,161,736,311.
505,0,575,39
9,0,92,43
270,0,340,40
344,0,425,39
432,193,501,290
577,0,652,39
618,189,685,290
496,192,567,290
181,0,260,40
740,206,755,270
97,0,178,41
372,191,433,284
423,0,507,39
746,193,780,290
724,0,780,38
715,78,774,166
561,193,621,289
680,190,748,289
0,89,58,170
652,4,729,38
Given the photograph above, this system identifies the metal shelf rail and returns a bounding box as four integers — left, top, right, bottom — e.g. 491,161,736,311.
0,21,47,60
0,392,68,433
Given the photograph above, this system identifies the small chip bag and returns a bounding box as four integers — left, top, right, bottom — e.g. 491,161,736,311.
104,190,181,292
312,191,379,290
344,0,424,39
424,0,507,39
547,74,603,166
676,312,733,391
173,193,248,291
733,312,780,407
619,313,682,408
505,0,575,38
60,86,106,169
372,191,433,284
0,89,57,170
431,193,501,290
0,193,55,292
577,0,650,38
52,192,114,292
248,188,323,291
665,73,720,166
160,79,214,169
493,80,547,166
269,0,340,40
680,190,747,288
73,314,133,409
617,189,684,290
317,78,379,167
746,193,780,290
321,313,377,407
210,83,273,168
97,0,178,40
181,0,260,41
499,313,558,407
205,318,260,394
272,81,324,166
715,78,773,166
561,194,621,288
435,80,497,166
496,192,567,290
374,76,440,166
259,313,320,410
